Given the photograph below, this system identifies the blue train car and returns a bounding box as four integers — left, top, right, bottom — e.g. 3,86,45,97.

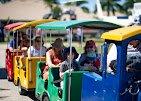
81,26,141,101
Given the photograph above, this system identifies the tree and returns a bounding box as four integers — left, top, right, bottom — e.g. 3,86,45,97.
122,0,135,15
43,0,62,20
64,1,90,14
0,0,11,4
101,0,124,16
135,0,141,2
52,5,62,20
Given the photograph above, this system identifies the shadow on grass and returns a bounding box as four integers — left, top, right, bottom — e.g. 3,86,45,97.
0,68,7,79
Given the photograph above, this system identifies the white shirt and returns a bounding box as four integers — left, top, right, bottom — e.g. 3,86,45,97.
28,46,47,57
77,28,82,36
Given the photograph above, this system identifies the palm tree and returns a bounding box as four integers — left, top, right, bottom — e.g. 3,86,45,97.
100,0,124,16
43,0,62,20
81,6,90,13
0,0,11,4
135,0,140,2
122,0,135,15
64,1,90,14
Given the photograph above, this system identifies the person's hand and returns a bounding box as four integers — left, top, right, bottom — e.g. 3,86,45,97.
84,63,95,71
65,69,74,73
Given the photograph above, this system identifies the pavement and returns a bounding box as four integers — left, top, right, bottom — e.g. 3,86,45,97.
0,43,36,101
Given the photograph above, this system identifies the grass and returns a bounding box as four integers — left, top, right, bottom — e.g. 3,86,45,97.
0,37,104,53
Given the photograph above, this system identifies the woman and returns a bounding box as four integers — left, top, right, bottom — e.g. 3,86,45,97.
79,40,100,72
27,36,47,57
20,33,29,48
43,38,65,80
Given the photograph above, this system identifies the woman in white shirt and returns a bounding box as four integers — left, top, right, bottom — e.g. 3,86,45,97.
28,36,47,57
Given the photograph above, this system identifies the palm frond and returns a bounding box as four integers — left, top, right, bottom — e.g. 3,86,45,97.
81,6,90,13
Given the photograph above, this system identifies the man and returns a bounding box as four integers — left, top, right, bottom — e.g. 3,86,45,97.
107,40,141,73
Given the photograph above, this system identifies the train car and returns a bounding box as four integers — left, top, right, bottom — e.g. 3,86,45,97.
4,22,25,81
35,19,122,101
81,25,141,101
12,19,55,95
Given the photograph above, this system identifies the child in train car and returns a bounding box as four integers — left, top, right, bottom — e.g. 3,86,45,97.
79,40,100,73
19,32,30,56
8,32,21,51
59,46,79,88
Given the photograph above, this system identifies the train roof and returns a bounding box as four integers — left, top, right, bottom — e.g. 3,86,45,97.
13,19,55,31
36,19,121,30
4,22,25,30
101,25,141,41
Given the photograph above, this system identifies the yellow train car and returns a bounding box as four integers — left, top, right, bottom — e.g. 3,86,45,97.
12,19,55,95
16,57,45,94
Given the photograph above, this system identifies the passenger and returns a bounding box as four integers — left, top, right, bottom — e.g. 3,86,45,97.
76,27,82,44
27,36,47,57
60,47,79,89
43,38,65,80
59,47,79,78
126,40,141,71
19,33,30,69
8,32,21,51
79,40,100,72
20,33,29,48
109,40,141,73
19,33,30,56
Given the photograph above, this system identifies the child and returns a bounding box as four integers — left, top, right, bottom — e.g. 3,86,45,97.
79,40,100,72
59,47,79,89
59,47,79,78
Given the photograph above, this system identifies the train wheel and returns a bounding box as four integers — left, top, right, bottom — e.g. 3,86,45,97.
42,94,49,101
18,81,26,95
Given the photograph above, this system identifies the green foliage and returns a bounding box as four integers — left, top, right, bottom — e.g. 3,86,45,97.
52,6,62,20
76,1,88,6
64,0,88,6
122,0,135,15
81,6,90,13
101,0,124,16
43,0,62,20
135,0,141,2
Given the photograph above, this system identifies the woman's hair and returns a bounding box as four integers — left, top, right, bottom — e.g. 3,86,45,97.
31,36,44,46
63,47,79,60
84,40,97,53
32,36,44,43
32,36,40,41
